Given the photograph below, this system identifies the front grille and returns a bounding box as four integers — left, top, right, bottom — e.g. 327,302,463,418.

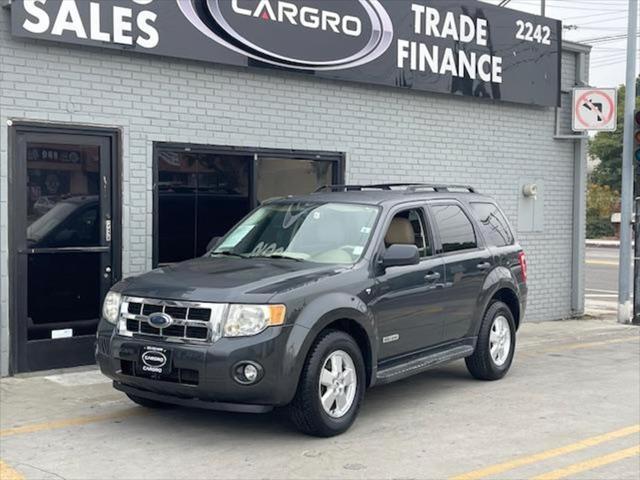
128,302,142,315
188,308,211,321
119,296,226,344
142,304,163,316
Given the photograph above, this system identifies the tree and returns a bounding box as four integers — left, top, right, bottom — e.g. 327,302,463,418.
586,184,618,238
589,76,640,190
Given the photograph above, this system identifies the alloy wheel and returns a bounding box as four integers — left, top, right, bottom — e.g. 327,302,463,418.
318,350,357,418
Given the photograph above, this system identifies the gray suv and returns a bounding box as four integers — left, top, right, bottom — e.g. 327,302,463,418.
96,184,527,437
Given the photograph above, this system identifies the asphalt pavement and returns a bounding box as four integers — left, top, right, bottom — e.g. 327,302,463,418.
586,246,622,316
1,317,639,480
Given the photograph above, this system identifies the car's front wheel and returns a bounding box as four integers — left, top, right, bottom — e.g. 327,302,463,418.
288,330,365,437
465,301,516,380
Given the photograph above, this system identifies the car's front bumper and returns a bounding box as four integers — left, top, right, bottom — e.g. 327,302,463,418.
96,320,300,410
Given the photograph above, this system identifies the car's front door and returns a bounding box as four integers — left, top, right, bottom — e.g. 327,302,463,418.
370,205,446,360
428,201,492,342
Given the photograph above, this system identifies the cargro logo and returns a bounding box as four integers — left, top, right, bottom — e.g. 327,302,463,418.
177,0,394,70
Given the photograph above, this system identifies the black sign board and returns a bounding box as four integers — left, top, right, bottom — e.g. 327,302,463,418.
11,0,561,106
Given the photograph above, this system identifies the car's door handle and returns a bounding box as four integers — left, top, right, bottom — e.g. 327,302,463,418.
424,271,441,281
477,262,492,270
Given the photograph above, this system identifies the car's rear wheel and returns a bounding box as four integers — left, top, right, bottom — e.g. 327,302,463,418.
465,301,516,380
288,330,365,437
126,393,174,409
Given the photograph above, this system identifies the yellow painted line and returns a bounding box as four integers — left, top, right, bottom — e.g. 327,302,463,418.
0,408,145,438
0,460,25,480
449,424,640,480
531,444,640,480
586,260,619,266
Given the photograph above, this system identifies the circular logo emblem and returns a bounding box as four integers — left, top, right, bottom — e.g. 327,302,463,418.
141,351,167,368
148,312,173,329
177,0,394,71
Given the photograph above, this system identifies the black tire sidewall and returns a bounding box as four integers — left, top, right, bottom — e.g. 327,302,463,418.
479,301,516,377
304,331,366,435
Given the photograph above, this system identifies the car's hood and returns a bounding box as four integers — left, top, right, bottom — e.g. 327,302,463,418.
114,256,350,303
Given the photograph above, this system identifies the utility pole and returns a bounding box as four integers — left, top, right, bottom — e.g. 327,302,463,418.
618,0,638,324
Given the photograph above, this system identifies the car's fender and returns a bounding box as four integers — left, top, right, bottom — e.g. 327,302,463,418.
277,292,378,403
471,265,520,336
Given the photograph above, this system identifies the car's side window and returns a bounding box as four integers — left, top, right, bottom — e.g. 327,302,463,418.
469,202,514,247
384,208,432,257
430,204,477,253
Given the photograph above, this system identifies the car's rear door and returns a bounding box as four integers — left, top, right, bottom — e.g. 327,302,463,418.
427,201,492,342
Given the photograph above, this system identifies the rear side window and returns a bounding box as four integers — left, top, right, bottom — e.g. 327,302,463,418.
431,204,477,253
470,202,514,247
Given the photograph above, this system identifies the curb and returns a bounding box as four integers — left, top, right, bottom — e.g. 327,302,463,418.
586,239,620,248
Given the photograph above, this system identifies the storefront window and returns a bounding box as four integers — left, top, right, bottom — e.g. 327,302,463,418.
157,150,250,264
256,157,334,203
155,146,342,266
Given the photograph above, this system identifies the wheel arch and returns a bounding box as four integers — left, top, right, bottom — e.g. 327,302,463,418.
284,294,378,403
489,287,521,330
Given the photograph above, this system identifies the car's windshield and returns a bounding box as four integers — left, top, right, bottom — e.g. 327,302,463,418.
212,202,379,264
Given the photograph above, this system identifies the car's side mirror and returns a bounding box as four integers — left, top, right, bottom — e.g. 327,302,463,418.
380,244,420,269
206,236,222,251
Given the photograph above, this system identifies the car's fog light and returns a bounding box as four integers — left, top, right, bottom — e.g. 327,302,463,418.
244,364,258,382
233,361,263,385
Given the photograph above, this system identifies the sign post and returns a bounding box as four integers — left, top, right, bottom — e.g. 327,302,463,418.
619,0,638,324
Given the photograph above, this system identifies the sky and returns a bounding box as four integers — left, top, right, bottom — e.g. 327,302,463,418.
481,0,638,89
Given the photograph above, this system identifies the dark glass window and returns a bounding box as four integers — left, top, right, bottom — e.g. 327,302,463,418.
24,141,103,339
431,204,477,253
156,150,251,264
155,148,341,265
470,202,514,247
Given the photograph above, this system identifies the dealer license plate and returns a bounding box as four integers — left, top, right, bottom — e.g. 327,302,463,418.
139,345,172,376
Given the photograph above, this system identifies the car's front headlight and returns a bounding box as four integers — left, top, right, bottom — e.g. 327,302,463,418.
102,291,122,324
223,304,286,337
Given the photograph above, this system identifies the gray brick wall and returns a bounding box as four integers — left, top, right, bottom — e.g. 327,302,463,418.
0,9,585,376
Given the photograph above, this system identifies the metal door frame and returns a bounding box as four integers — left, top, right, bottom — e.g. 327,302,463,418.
8,122,122,374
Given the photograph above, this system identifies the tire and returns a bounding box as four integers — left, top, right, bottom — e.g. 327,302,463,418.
465,301,516,381
126,393,174,409
288,330,366,437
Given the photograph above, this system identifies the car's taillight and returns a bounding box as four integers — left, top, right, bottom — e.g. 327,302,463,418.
518,251,527,283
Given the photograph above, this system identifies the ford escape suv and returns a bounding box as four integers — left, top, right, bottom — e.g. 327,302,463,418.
97,184,527,437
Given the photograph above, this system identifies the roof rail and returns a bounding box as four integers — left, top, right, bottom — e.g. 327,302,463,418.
406,184,476,193
314,184,476,193
314,184,421,192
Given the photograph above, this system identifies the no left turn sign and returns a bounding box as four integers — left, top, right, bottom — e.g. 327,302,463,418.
572,87,617,132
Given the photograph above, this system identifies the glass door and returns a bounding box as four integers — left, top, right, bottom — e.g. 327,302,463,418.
13,131,115,372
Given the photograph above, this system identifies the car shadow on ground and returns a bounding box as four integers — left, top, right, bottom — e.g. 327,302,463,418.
121,361,480,440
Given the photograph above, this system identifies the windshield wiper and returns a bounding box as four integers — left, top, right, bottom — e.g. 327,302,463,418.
211,251,247,258
254,254,304,262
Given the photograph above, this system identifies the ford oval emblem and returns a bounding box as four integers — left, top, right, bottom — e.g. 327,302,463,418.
141,350,168,369
177,0,394,71
148,312,173,329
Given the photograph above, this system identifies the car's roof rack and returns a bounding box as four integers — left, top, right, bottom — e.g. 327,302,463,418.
315,183,476,193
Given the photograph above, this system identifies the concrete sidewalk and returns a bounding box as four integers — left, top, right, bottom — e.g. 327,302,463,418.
1,315,639,480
